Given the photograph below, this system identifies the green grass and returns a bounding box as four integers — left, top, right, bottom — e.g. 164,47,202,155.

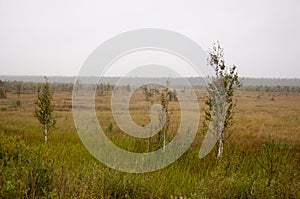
0,90,300,198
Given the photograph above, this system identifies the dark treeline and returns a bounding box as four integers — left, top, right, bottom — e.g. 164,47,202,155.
0,80,73,98
1,76,300,87
240,85,300,93
0,80,120,98
1,80,300,99
96,83,115,96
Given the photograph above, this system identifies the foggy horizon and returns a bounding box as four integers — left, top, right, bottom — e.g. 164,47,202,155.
1,0,299,78
1,74,300,79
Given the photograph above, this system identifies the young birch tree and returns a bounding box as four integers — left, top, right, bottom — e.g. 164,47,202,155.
203,42,241,158
34,77,56,144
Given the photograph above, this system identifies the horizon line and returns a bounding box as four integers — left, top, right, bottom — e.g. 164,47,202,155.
1,75,300,80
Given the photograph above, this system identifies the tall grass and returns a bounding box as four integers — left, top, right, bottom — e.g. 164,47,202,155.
0,90,300,198
1,130,299,198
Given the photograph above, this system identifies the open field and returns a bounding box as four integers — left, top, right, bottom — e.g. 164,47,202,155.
1,88,300,198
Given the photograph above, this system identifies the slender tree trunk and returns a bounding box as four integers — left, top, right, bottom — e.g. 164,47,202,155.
217,138,224,158
148,127,151,153
44,125,48,144
163,129,166,152
148,137,150,153
147,106,153,153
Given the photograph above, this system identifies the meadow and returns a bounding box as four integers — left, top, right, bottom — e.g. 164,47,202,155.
0,86,300,198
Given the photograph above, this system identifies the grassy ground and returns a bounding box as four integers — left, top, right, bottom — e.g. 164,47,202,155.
0,89,300,198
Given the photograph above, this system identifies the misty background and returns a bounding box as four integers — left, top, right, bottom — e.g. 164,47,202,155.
0,0,299,78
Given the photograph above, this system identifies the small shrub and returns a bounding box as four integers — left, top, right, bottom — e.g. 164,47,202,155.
106,123,113,134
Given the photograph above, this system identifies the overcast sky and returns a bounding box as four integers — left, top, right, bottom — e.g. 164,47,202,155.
0,0,299,78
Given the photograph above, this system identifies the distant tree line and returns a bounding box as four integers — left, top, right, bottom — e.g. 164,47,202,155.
1,80,299,98
0,80,74,95
240,85,300,93
96,83,115,96
142,85,178,102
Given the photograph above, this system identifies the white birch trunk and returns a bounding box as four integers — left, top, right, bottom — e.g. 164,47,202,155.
44,125,48,144
163,129,166,152
217,138,224,158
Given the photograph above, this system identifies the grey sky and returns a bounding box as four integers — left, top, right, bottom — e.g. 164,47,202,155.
0,0,299,78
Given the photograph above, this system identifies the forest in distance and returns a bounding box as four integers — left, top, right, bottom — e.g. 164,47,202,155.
1,75,300,86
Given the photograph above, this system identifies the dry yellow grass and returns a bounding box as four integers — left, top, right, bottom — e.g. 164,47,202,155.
1,89,299,144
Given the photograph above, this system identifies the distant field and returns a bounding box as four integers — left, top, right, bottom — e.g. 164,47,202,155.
1,88,300,198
